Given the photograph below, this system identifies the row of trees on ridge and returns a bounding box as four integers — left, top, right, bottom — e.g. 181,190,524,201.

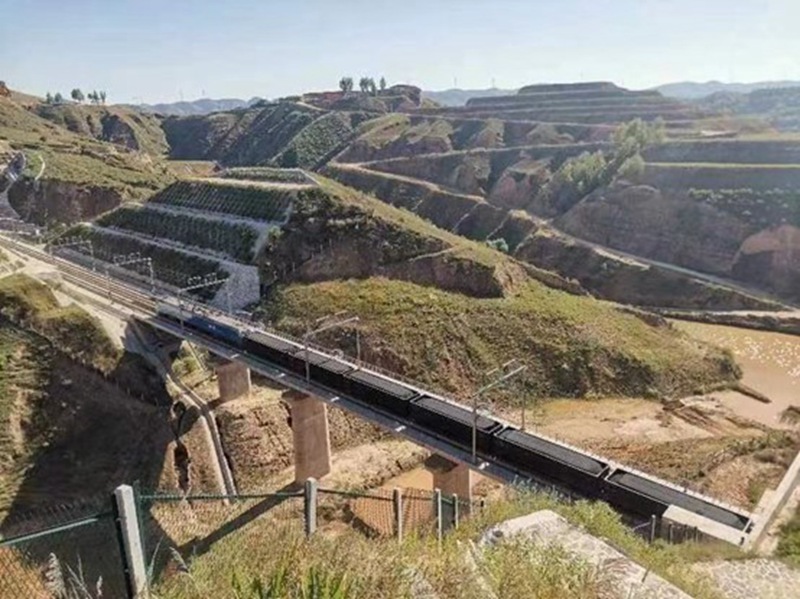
338,76,387,96
43,89,107,105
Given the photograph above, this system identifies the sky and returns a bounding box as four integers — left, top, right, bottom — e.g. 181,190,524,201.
2,0,799,104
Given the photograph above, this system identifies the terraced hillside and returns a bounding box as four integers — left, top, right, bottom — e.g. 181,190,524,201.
557,137,800,302
0,96,174,225
299,83,797,307
65,178,305,303
416,82,706,124
163,100,374,169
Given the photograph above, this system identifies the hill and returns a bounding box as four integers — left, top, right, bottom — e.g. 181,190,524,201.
130,97,262,117
0,274,172,514
422,87,517,107
656,80,800,99
162,101,371,168
56,166,740,400
0,96,174,225
34,102,168,154
263,277,739,400
698,87,800,131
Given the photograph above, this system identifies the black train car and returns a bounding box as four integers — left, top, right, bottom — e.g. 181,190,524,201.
605,470,751,530
409,395,503,453
242,330,303,372
343,369,419,418
492,429,608,495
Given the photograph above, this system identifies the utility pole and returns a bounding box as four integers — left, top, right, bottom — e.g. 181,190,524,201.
112,252,155,292
303,312,360,382
53,237,95,270
470,360,527,464
179,272,230,310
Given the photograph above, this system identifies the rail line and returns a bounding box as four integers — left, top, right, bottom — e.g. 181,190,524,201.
0,233,757,545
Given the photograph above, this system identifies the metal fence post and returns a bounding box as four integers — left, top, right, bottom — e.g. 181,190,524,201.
113,485,147,598
649,515,657,544
304,478,318,537
434,488,443,547
452,493,459,530
393,488,403,543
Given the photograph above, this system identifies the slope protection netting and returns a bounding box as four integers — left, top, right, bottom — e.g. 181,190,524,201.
73,228,227,299
150,181,294,221
97,206,259,263
220,167,311,184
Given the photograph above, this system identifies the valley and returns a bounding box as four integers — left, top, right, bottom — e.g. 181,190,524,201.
2,74,800,595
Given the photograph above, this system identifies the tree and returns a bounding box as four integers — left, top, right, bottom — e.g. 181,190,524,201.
379,76,387,92
53,92,64,104
70,88,84,103
280,147,299,168
45,92,53,104
338,77,353,94
486,238,509,253
99,90,107,104
90,90,100,104
368,78,377,96
358,77,370,93
618,153,646,182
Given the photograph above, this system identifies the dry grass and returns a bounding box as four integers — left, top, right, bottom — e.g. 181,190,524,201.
151,490,732,599
262,277,739,400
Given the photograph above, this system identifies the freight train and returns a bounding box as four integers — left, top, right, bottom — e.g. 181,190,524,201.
156,301,752,535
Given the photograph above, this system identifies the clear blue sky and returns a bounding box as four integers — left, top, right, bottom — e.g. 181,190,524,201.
2,0,798,104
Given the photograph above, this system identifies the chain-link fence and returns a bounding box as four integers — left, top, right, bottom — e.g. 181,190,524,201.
0,483,481,598
138,489,305,594
0,498,128,598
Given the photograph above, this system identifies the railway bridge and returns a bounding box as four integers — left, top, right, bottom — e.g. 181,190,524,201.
0,234,755,546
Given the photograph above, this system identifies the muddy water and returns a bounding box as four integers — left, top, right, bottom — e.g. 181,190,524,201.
674,321,800,428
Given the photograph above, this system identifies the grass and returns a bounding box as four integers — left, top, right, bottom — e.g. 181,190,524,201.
0,97,173,199
34,103,169,156
777,506,800,567
315,175,510,270
261,277,739,400
0,274,120,372
151,489,733,599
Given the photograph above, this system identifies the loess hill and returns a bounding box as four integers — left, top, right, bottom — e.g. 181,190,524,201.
0,274,172,516
0,95,174,225
56,165,740,402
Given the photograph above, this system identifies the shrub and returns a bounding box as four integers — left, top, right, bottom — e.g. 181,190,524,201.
98,206,259,262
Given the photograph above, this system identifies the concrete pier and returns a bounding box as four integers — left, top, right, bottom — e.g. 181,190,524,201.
215,360,251,402
284,390,331,484
425,454,474,508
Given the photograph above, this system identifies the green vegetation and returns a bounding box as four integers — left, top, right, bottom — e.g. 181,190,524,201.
163,102,320,165
149,180,295,221
274,112,358,168
778,507,800,567
97,206,259,262
541,119,665,213
153,490,729,599
221,167,310,184
262,277,738,399
69,226,227,298
0,274,120,372
0,97,172,198
34,103,168,155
